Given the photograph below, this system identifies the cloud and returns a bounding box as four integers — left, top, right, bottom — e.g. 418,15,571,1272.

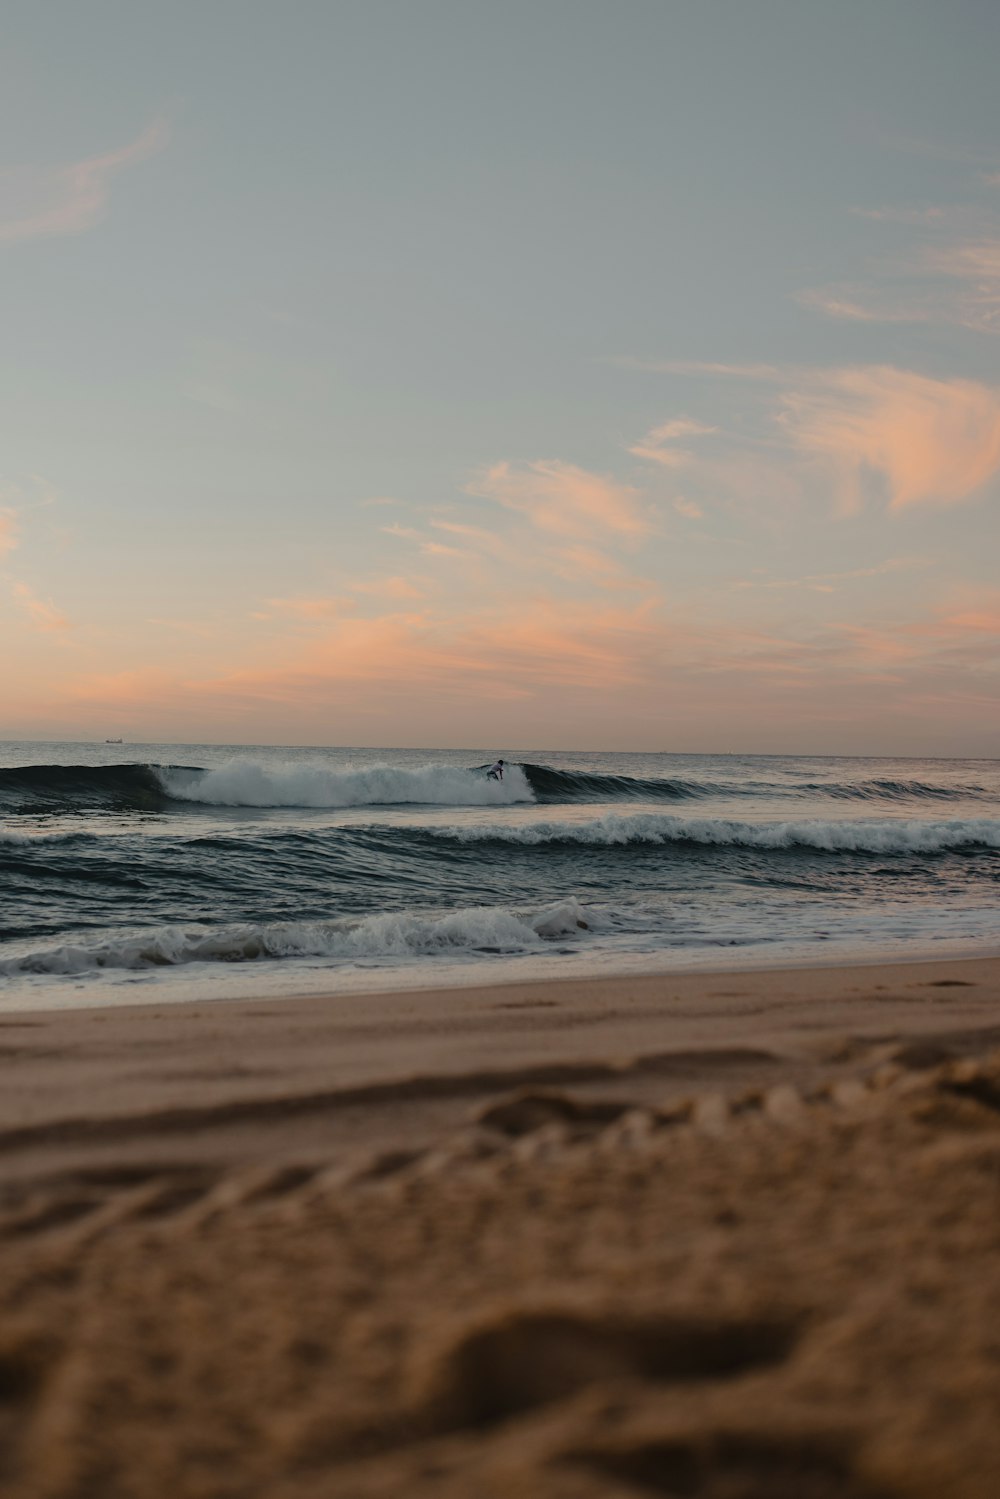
552,545,654,591
0,473,59,515
735,558,924,594
376,492,659,602
430,518,508,550
0,510,18,556
1,481,74,634
629,416,716,467
381,521,478,562
933,584,1000,637
351,575,425,600
928,241,1000,278
202,598,665,710
204,592,995,742
777,366,1000,511
40,572,1000,751
797,181,1000,336
922,240,1000,334
608,357,781,380
614,353,1000,517
419,540,468,558
266,596,356,621
381,523,422,541
7,377,993,749
467,460,648,539
0,117,169,245
146,617,218,639
794,286,922,323
673,498,703,520
11,581,69,632
832,590,1000,674
941,608,1000,632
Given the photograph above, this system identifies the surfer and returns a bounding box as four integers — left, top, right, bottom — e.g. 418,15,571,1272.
487,758,505,781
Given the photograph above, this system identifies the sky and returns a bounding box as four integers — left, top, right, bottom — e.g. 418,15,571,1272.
1,0,998,755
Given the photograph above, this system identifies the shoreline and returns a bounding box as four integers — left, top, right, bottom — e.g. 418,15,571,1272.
5,933,1000,1017
2,951,998,1175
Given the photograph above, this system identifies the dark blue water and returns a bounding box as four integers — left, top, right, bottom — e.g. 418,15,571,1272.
2,742,998,1010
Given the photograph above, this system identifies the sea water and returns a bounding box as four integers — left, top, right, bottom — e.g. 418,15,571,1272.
1,742,998,1012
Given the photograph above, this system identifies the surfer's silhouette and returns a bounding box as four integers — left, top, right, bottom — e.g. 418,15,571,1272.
487,759,505,781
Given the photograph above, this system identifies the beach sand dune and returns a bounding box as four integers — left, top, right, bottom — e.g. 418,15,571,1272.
1,958,999,1497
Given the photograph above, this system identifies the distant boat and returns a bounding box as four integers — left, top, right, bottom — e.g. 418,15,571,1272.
104,738,123,744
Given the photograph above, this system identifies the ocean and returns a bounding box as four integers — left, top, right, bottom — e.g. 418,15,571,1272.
1,742,998,1012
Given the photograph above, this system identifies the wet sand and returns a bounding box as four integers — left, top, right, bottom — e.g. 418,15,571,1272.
1,955,999,1496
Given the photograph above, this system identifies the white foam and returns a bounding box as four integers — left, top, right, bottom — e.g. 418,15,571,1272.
433,812,1000,853
158,760,534,809
0,828,80,846
0,897,601,976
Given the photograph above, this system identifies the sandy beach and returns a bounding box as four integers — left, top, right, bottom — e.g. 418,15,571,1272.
1,954,999,1496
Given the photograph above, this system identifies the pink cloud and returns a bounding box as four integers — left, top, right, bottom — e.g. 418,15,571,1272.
429,518,518,560
794,286,923,323
381,520,485,563
835,625,919,666
933,585,1000,637
0,510,18,556
778,366,1000,511
467,460,648,539
60,601,664,732
0,118,169,245
552,545,654,591
629,416,716,467
381,523,422,541
351,575,425,600
296,601,661,692
39,582,999,751
266,596,357,621
11,581,69,632
735,559,923,594
942,609,1000,632
418,540,468,558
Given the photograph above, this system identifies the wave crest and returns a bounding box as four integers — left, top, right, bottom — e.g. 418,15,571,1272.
0,897,598,976
160,761,534,808
429,813,1000,854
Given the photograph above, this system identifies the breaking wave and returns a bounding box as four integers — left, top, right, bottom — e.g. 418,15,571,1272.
0,761,534,812
160,761,534,808
0,828,89,847
0,897,601,976
1,760,994,815
429,813,1000,854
